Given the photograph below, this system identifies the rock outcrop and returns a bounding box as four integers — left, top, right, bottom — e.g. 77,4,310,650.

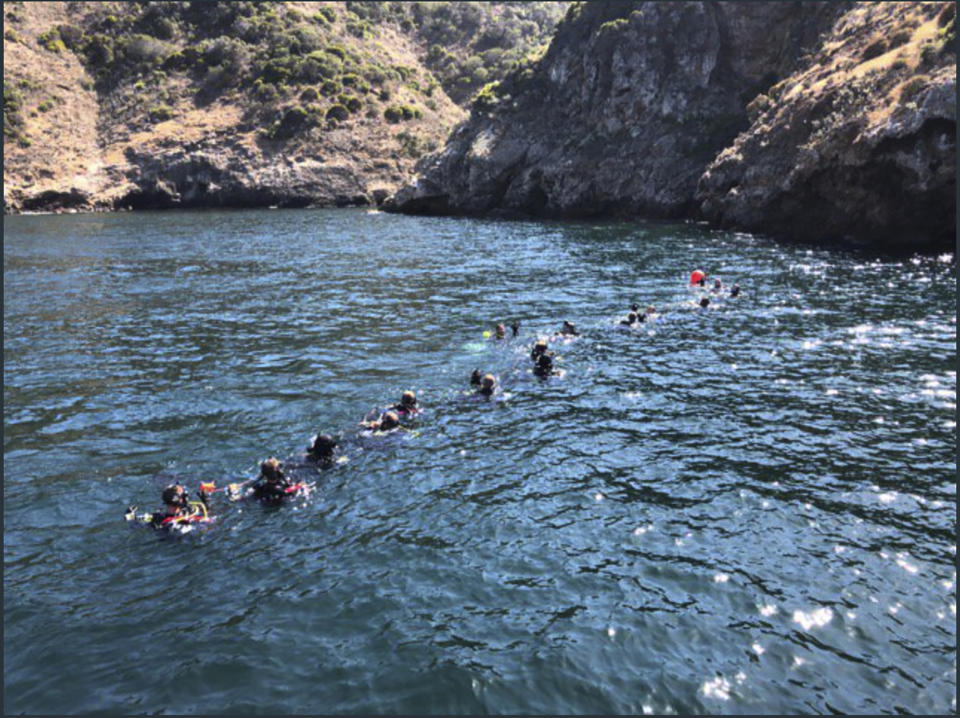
697,2,956,250
386,1,847,219
388,1,956,251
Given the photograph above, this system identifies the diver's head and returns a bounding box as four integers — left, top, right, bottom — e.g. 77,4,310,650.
470,368,482,385
495,323,506,338
481,373,496,391
700,297,710,308
630,303,640,313
261,457,283,482
647,305,656,315
731,283,740,296
533,339,548,355
637,312,646,322
311,433,337,456
714,278,722,288
401,390,417,408
161,484,186,509
562,321,577,334
511,322,520,336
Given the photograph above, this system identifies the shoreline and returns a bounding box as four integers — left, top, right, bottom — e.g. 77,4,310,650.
5,201,954,256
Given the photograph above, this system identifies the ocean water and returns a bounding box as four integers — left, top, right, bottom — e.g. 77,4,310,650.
4,208,956,714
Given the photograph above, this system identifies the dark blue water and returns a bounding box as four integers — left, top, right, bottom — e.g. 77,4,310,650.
4,209,956,714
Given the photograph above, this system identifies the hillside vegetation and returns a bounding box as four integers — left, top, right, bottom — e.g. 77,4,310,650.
3,1,567,212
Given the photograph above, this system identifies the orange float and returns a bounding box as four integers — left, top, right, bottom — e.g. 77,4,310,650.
690,269,706,285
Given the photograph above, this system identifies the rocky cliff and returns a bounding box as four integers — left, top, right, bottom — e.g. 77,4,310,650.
697,2,956,249
387,1,956,251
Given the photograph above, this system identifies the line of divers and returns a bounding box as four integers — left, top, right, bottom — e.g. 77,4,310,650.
126,273,740,532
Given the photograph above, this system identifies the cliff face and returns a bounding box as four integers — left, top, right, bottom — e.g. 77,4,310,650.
386,1,847,218
697,2,956,249
387,1,956,251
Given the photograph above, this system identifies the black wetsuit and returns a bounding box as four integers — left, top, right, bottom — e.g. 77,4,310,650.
251,479,293,502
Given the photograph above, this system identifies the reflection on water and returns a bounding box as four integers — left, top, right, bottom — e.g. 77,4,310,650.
3,209,956,714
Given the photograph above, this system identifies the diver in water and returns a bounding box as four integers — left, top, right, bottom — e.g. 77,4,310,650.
494,323,506,339
533,352,561,379
478,373,497,397
126,483,209,529
558,321,580,336
531,339,549,361
250,457,293,502
390,390,419,417
699,297,710,309
712,278,723,292
149,484,191,528
730,283,741,298
470,368,483,386
620,312,638,326
511,322,520,337
365,410,401,433
306,433,338,464
630,303,640,314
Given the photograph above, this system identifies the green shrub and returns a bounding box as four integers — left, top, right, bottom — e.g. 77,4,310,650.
37,28,66,53
291,26,324,53
341,72,361,87
57,24,85,50
326,104,350,121
148,104,174,122
324,45,347,61
320,79,341,96
300,86,320,102
83,34,114,67
4,28,21,43
298,53,341,82
472,81,502,111
37,99,54,112
346,19,371,38
316,6,337,24
383,105,402,123
122,34,173,66
272,105,314,138
343,95,362,112
361,63,388,85
3,82,24,138
162,45,201,71
253,78,279,102
259,57,292,84
134,81,146,91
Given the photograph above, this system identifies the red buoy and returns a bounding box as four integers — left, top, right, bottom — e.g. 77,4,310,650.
690,270,706,285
